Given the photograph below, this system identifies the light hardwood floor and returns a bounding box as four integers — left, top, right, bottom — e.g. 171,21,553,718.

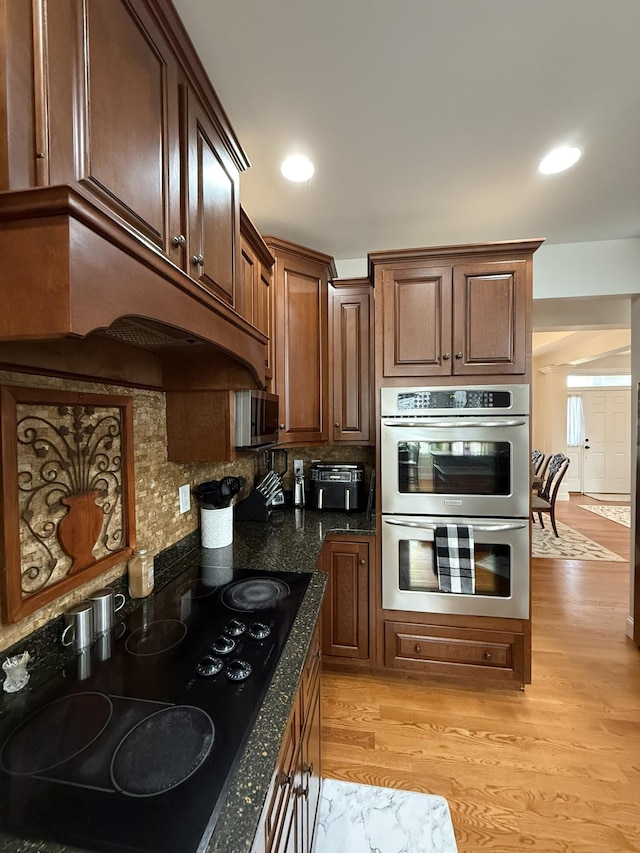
321,495,640,852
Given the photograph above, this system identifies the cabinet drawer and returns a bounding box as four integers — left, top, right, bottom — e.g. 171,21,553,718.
384,621,524,681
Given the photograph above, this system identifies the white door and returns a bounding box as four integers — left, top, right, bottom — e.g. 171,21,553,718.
582,389,630,494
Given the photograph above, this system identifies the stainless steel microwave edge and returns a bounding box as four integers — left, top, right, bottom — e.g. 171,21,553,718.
235,390,279,448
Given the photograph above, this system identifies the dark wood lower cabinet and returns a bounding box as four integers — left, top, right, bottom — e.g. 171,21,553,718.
252,625,322,853
320,537,371,663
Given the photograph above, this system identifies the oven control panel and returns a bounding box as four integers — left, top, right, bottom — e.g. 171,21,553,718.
381,384,530,417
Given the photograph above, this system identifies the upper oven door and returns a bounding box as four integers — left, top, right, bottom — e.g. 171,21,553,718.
381,416,530,517
381,514,530,618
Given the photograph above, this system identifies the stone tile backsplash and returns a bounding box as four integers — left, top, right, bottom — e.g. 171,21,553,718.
0,370,375,652
0,370,255,652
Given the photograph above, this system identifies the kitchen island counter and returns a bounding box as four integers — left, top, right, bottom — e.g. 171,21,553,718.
0,508,374,853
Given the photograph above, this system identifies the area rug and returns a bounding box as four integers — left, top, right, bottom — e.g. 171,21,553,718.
314,778,458,853
578,504,631,528
531,520,625,561
584,492,630,502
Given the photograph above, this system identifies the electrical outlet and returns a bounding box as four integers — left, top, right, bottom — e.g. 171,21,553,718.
294,459,304,477
179,484,190,514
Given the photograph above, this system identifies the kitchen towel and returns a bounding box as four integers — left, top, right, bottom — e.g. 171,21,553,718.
434,524,475,594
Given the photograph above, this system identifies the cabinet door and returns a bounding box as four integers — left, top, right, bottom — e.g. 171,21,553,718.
301,679,322,852
77,0,182,258
321,540,369,659
239,236,257,324
381,265,453,377
452,260,527,374
271,244,330,445
255,263,274,387
185,88,239,305
330,284,372,444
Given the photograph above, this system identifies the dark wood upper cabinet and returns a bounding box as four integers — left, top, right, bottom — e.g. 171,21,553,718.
329,279,373,444
452,260,527,374
265,237,336,446
79,0,182,258
380,265,452,378
0,0,269,385
184,87,239,305
370,240,543,381
240,208,275,386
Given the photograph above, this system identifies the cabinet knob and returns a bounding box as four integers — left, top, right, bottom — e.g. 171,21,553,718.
414,643,421,654
455,351,463,359
442,352,451,360
334,422,340,428
483,651,492,660
360,559,366,565
172,234,186,247
191,254,205,266
279,423,286,430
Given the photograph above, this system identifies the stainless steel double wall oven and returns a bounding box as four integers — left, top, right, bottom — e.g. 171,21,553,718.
380,385,530,619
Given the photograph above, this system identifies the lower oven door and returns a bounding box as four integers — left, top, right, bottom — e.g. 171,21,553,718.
382,515,529,619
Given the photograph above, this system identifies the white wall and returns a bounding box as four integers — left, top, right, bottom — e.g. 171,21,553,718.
533,239,640,299
335,237,640,299
629,296,640,639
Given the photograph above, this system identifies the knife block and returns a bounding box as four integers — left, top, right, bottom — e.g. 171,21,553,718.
235,489,270,522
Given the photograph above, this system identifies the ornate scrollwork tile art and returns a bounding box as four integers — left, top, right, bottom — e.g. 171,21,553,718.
1,387,135,623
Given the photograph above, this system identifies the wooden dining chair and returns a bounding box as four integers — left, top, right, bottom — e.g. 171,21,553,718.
531,453,570,537
531,449,545,474
531,449,547,491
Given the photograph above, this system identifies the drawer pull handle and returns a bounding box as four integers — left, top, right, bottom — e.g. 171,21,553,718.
278,771,292,788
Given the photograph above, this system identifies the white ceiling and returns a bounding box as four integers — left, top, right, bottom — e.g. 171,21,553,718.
172,0,640,262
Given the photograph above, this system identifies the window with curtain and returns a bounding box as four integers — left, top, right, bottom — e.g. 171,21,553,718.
567,394,585,446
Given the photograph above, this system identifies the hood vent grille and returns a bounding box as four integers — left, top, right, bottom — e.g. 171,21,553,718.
101,319,199,349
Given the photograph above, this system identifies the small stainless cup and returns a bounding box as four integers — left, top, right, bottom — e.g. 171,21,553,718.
87,588,126,636
61,601,94,651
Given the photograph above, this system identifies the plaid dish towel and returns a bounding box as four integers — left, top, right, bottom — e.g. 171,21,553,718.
434,524,475,594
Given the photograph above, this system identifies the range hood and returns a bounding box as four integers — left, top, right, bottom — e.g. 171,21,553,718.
0,186,267,388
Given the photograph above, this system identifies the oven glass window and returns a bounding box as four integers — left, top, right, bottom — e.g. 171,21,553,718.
398,539,511,597
397,440,511,495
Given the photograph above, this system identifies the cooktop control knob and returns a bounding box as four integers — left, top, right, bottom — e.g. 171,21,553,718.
212,635,236,655
225,659,252,682
196,655,224,677
224,619,247,637
248,622,271,640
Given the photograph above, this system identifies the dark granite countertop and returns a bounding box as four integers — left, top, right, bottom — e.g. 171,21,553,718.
0,508,375,853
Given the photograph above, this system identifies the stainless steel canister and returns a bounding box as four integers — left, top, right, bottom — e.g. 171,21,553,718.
87,588,126,636
61,601,94,651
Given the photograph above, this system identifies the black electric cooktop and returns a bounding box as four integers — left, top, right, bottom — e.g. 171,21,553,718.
0,564,312,853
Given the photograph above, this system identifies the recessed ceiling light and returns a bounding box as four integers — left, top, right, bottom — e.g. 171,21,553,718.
280,154,315,183
538,145,582,174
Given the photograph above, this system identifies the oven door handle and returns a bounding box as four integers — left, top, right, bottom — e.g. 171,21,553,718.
383,518,528,532
382,419,528,428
